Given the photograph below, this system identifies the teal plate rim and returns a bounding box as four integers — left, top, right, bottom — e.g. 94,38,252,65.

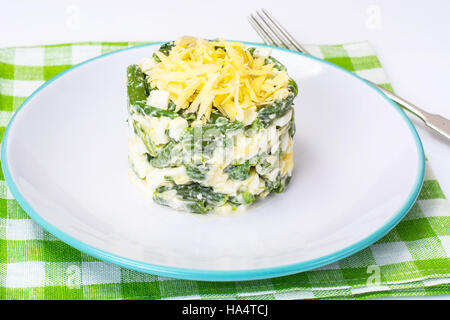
1,41,425,281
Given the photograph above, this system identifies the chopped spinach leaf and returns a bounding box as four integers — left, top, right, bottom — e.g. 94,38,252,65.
228,191,256,206
152,41,175,63
288,78,298,96
159,41,175,55
167,100,177,111
149,141,182,168
257,95,295,127
154,182,227,214
127,64,148,110
185,164,209,181
224,161,252,181
132,120,159,157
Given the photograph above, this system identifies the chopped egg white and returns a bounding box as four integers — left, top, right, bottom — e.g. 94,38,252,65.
140,57,156,74
146,90,170,110
168,117,188,141
252,47,272,59
274,110,292,127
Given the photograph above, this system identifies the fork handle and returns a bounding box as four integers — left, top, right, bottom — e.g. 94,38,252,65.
300,44,449,139
373,82,450,139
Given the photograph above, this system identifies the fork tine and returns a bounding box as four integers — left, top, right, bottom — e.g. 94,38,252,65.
249,14,281,47
255,10,294,50
252,11,287,48
248,15,275,46
260,9,310,54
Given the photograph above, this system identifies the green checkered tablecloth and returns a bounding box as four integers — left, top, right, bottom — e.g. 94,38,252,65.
0,41,449,300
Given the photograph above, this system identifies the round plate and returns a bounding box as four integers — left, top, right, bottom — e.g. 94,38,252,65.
1,42,424,281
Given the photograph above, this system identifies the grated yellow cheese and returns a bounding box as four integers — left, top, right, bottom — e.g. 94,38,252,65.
146,37,290,122
146,37,289,122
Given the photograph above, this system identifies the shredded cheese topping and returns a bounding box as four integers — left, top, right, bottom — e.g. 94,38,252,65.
144,37,291,122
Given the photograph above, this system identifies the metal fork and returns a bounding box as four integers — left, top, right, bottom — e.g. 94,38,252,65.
249,9,450,140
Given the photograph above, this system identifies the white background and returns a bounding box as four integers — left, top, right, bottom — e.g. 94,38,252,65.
2,0,449,299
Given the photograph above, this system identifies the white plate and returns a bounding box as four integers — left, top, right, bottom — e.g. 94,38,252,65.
1,42,424,281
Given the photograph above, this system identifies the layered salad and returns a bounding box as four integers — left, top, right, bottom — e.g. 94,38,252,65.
127,37,298,214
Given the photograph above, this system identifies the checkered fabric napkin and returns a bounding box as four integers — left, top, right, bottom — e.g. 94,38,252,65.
0,42,449,300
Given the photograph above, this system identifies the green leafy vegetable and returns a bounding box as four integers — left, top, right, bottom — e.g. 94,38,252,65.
159,41,175,55
181,112,197,121
149,141,182,168
131,120,159,157
127,64,148,110
266,175,291,193
152,53,161,63
244,119,263,136
288,109,296,137
141,105,179,119
154,182,227,214
208,112,229,125
224,161,252,181
167,100,177,111
257,95,295,127
175,183,226,207
152,41,175,62
228,191,256,206
288,78,298,96
185,164,209,181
